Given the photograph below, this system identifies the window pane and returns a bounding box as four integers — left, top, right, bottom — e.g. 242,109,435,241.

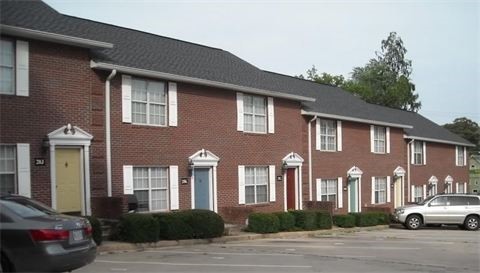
0,67,14,94
256,167,268,185
244,114,253,132
133,168,148,189
254,116,266,132
0,40,14,67
253,97,265,115
147,81,165,103
151,168,168,188
245,186,255,204
0,174,15,194
244,95,253,113
132,102,147,124
151,189,167,210
256,185,268,203
134,190,149,211
132,80,147,101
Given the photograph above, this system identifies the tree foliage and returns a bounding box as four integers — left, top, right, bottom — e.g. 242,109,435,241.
299,32,421,112
443,117,480,152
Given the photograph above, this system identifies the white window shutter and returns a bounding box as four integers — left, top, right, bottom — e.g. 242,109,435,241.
337,177,343,208
386,176,391,203
316,118,320,150
236,92,244,131
337,121,342,151
455,146,459,166
463,147,467,166
123,165,133,194
122,75,132,123
16,40,29,96
411,141,415,164
455,183,459,193
17,144,31,197
423,142,427,165
267,97,275,134
371,177,375,204
370,125,375,153
168,82,178,126
238,166,245,204
269,165,276,201
464,182,467,193
316,179,322,201
169,166,179,210
411,185,415,202
386,127,390,154
423,185,427,199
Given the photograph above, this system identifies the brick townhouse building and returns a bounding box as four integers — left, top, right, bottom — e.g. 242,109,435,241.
0,0,472,222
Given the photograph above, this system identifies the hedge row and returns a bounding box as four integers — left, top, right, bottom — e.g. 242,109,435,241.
115,209,224,243
248,211,389,234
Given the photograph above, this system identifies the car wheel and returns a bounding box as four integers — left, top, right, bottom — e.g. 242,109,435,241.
464,215,480,231
406,215,422,230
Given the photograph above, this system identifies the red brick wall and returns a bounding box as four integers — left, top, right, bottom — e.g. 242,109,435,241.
107,74,306,220
308,120,406,214
410,142,469,194
0,38,106,205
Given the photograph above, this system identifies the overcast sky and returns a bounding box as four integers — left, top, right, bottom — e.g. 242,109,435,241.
44,0,479,125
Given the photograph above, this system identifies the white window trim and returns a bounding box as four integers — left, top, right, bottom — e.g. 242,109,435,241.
244,166,270,205
456,146,467,166
131,78,168,126
371,177,388,204
243,94,267,134
413,141,426,165
371,125,388,154
132,166,170,212
318,119,337,152
316,178,339,208
0,144,17,194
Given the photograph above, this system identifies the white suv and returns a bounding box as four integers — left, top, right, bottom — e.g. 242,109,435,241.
394,194,480,231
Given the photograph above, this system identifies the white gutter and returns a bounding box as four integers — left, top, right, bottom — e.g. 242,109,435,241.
308,115,317,201
105,69,117,197
90,61,316,102
301,110,412,129
406,139,414,202
0,24,113,49
403,135,475,147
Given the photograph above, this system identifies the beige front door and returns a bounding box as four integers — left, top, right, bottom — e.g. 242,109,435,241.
394,177,403,208
55,148,82,213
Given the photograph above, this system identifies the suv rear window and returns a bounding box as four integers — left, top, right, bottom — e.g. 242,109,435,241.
449,196,480,206
0,197,57,218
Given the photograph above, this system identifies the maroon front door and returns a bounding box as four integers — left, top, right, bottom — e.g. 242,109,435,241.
286,168,296,210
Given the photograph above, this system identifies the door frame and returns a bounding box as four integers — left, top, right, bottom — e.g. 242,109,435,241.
393,166,406,208
189,149,219,212
47,125,93,215
347,166,363,213
282,152,304,211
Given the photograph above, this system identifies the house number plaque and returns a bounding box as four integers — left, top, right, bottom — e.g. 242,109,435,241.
34,158,46,166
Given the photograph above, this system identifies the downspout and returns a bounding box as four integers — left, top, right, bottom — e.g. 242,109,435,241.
406,139,414,202
105,69,117,197
308,115,317,201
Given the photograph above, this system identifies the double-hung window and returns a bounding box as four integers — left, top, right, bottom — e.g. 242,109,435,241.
320,179,337,203
374,177,387,204
320,120,337,151
373,126,386,153
0,39,15,95
457,183,465,194
133,167,169,212
0,145,16,194
456,146,465,166
245,167,268,204
414,186,423,203
132,79,167,126
243,94,266,133
414,141,424,165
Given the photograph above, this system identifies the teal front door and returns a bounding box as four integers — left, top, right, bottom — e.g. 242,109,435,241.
194,168,210,209
349,179,359,213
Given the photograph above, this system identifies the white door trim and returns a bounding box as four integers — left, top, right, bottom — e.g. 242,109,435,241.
189,149,219,212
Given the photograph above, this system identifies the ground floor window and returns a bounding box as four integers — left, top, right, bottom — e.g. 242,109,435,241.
133,167,168,212
320,179,337,204
245,166,268,204
0,145,16,195
428,183,437,196
457,183,465,194
374,177,387,204
414,186,423,203
445,182,452,194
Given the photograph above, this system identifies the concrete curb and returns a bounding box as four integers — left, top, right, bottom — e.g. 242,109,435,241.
98,225,389,255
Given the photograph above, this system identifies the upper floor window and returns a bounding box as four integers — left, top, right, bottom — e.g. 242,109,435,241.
456,146,466,166
245,166,268,204
413,141,424,165
371,125,389,154
0,39,15,95
243,94,266,133
133,167,169,212
320,120,336,151
132,79,167,126
0,145,16,194
373,177,387,204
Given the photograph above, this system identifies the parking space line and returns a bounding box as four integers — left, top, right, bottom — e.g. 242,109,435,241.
219,243,421,250
144,250,303,257
95,260,312,269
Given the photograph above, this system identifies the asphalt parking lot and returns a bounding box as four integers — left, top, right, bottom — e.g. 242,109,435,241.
78,227,479,273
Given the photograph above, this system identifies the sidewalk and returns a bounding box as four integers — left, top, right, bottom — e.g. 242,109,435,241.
98,225,389,255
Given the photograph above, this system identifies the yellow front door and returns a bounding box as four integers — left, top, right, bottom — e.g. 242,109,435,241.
56,148,82,213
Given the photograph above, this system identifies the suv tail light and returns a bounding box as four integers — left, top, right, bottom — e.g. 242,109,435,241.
84,225,93,236
30,229,69,241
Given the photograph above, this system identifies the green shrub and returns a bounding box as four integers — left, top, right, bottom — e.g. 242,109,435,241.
273,212,296,231
248,213,280,233
116,213,159,243
315,211,332,229
351,213,377,227
84,216,102,246
290,210,317,230
333,214,355,228
155,212,193,240
182,209,224,239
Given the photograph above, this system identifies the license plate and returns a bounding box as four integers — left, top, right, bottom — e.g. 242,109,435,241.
72,230,84,241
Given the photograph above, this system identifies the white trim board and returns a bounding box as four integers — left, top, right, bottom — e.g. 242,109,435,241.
301,110,412,129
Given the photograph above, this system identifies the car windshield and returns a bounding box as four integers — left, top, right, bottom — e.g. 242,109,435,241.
0,197,58,218
417,195,435,205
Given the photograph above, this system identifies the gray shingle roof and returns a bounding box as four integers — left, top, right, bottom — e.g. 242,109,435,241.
0,0,472,146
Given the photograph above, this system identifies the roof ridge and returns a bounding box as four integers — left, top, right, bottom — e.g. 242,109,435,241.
262,70,340,88
60,14,223,52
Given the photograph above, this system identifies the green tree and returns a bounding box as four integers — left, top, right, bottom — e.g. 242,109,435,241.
443,117,480,152
298,66,345,87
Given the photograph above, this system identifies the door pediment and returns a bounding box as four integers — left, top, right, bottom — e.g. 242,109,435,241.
47,124,93,146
